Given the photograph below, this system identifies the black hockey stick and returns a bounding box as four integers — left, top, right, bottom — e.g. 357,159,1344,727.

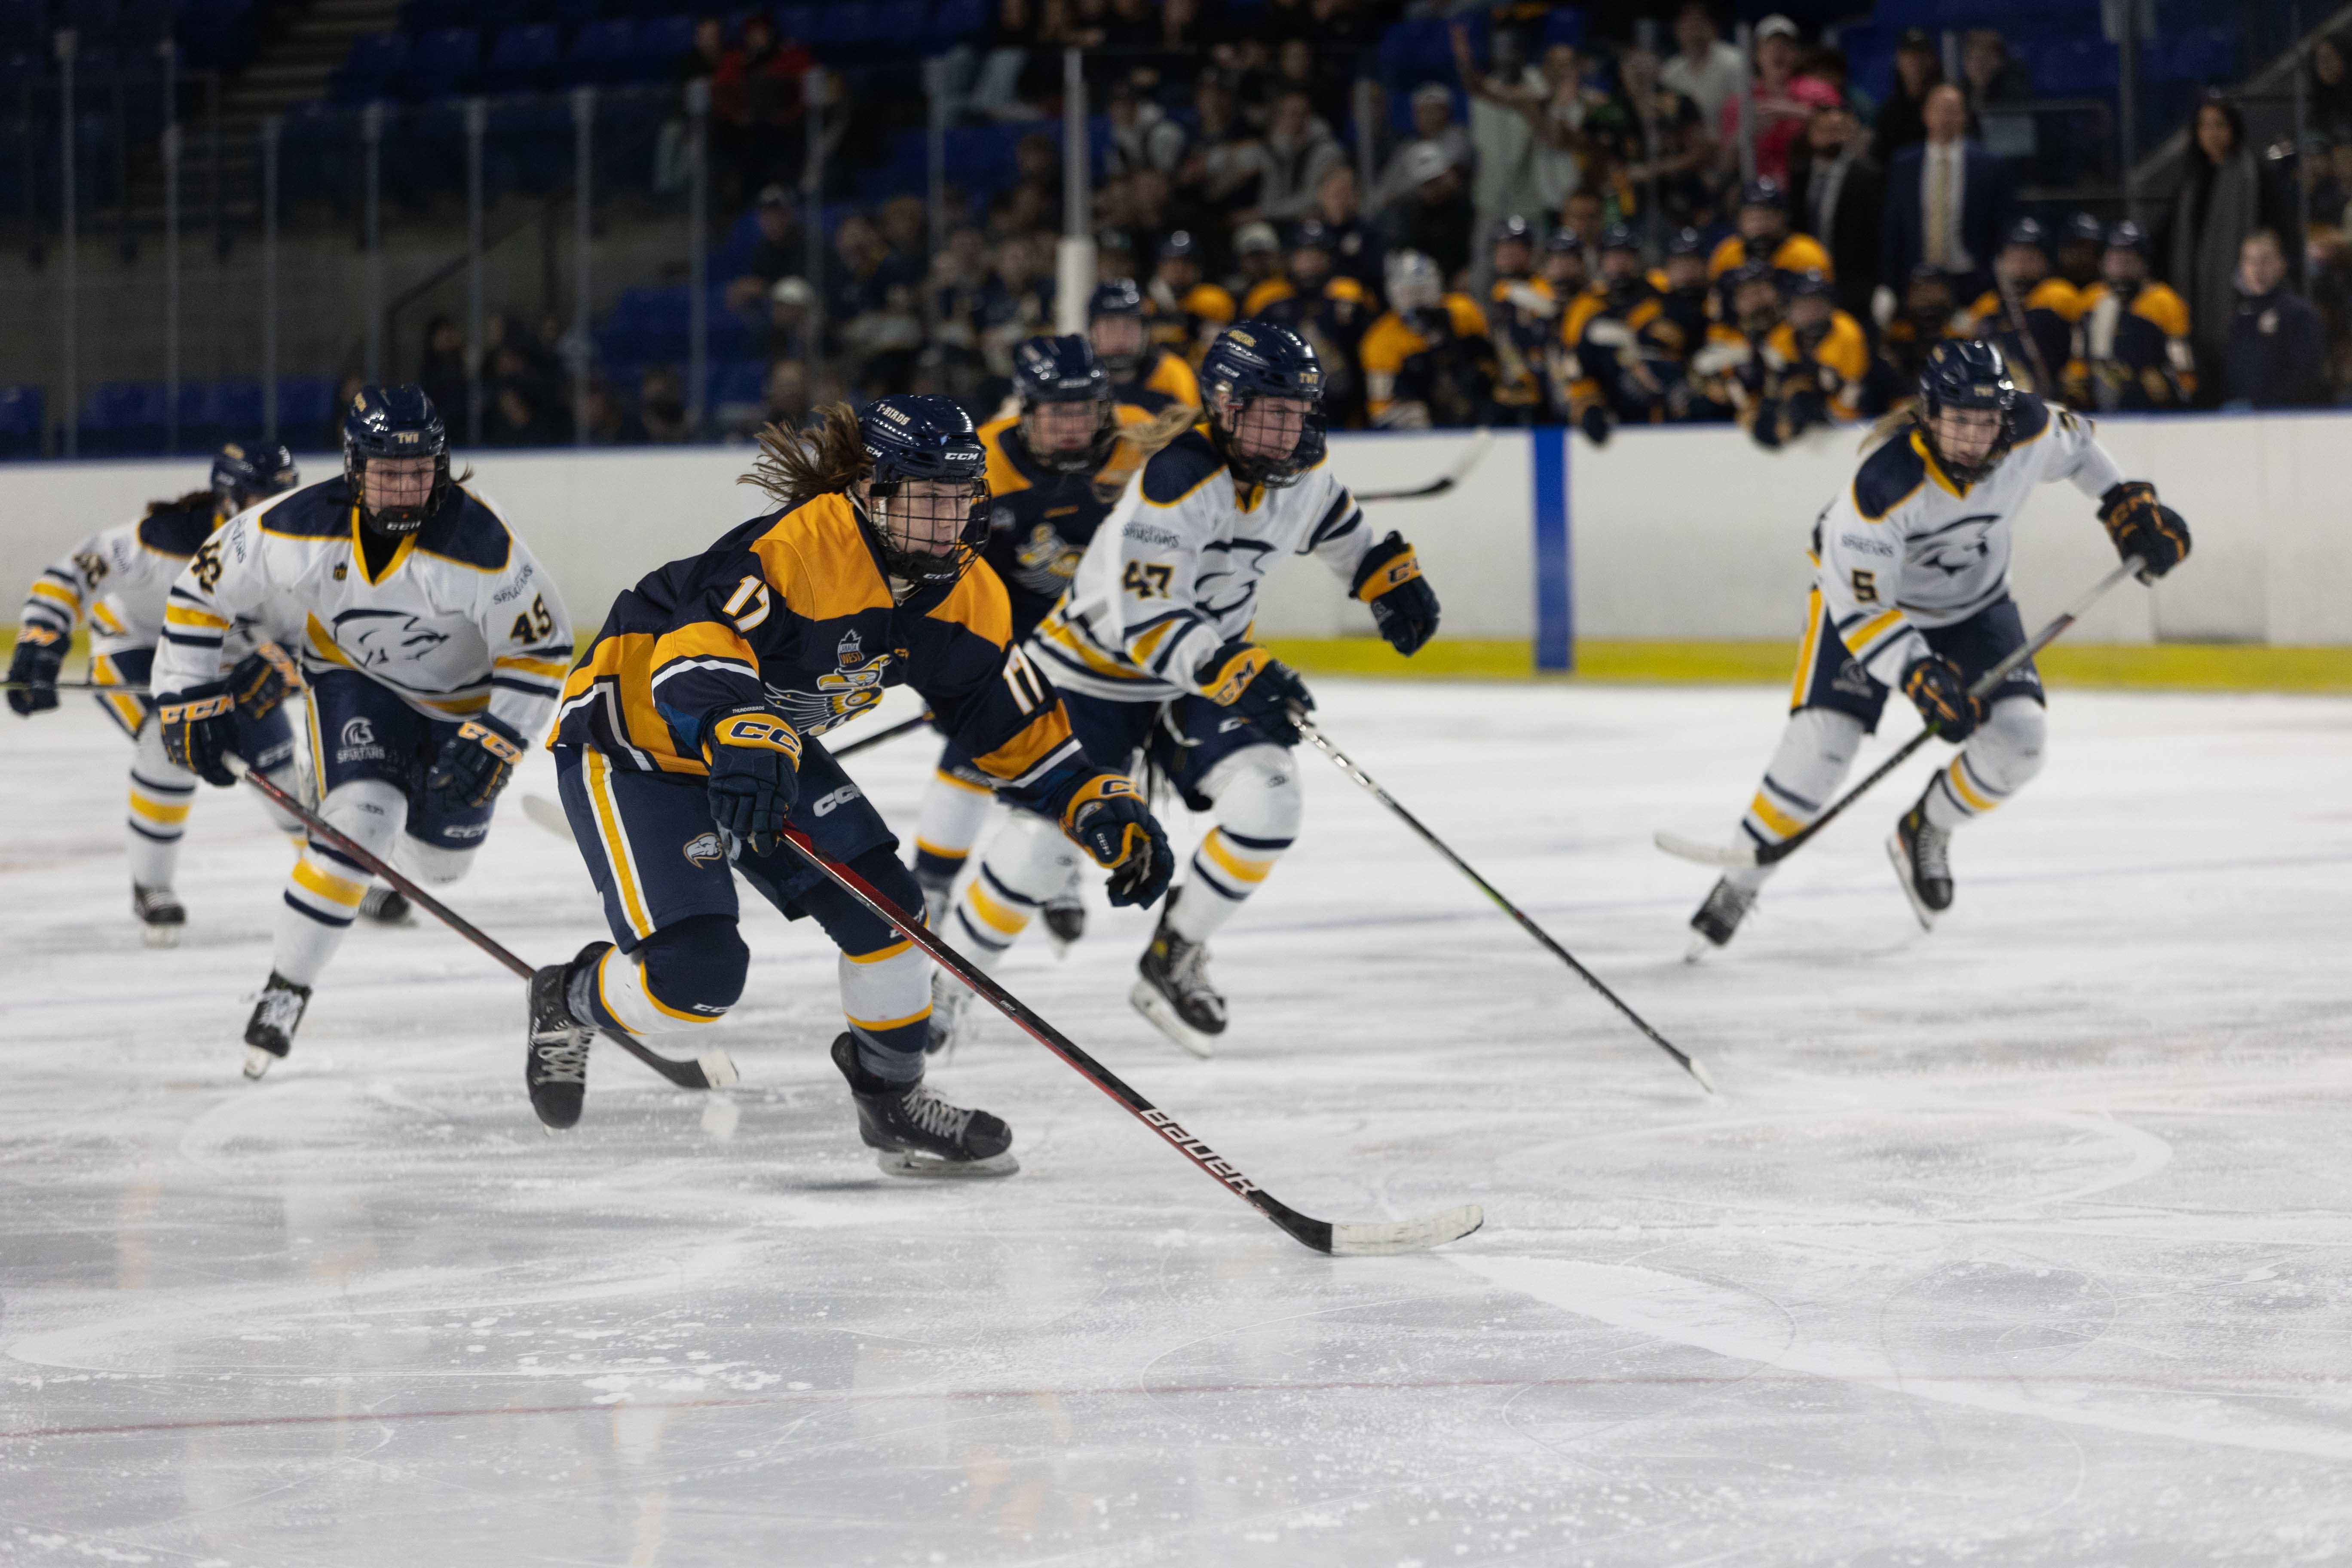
3,679,152,692
1352,429,1494,502
769,821,1482,1256
829,710,932,760
223,753,739,1093
1296,718,1713,1093
1654,555,2146,871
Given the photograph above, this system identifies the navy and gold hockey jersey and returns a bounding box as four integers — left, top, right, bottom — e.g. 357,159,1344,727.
551,492,1098,813
976,410,1158,642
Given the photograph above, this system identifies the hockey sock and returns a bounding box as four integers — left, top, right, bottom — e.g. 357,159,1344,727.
576,916,747,1037
1923,696,2046,832
951,809,1074,970
910,766,994,894
1169,745,1301,945
1729,708,1868,894
805,845,933,1083
125,760,196,889
273,780,405,987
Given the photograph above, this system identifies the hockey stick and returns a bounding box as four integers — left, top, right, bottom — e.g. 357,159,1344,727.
828,710,932,760
1352,428,1494,502
1994,275,2058,396
223,753,739,1092
3,679,152,692
1296,718,1713,1093
1654,555,2146,871
770,822,1482,1256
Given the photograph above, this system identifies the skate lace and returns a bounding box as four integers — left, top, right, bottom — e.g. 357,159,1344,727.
1173,941,1214,995
253,989,303,1031
533,1036,590,1085
897,1082,974,1142
1914,818,1952,881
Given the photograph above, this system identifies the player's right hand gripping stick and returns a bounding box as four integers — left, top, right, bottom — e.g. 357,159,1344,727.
2098,481,2191,580
1351,531,1441,656
1901,654,1981,743
701,703,802,856
1199,639,1315,745
6,624,64,715
1061,774,1173,908
157,683,239,786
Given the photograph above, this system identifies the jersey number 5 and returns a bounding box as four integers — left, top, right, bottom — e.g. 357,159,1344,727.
1122,560,1174,599
507,593,555,643
1850,568,1879,604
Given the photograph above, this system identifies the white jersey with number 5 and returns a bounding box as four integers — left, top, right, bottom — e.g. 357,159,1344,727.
1032,427,1374,703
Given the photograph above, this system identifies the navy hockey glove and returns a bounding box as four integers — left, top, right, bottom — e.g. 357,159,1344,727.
426,713,528,812
1578,402,1612,447
1901,654,1981,743
157,682,239,787
1782,387,1827,439
1748,398,1785,450
1198,639,1314,745
7,624,65,716
701,703,802,856
1063,773,1173,908
1351,531,1440,657
227,643,299,722
2098,481,2190,581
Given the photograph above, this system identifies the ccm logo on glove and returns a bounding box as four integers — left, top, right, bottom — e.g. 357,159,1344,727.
708,711,803,761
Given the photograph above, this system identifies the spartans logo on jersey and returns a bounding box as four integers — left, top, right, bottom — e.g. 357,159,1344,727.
770,627,896,738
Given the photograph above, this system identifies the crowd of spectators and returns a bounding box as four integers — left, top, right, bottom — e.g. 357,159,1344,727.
417,2,2352,450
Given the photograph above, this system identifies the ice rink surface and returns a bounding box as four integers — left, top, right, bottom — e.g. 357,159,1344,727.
3,677,2350,1566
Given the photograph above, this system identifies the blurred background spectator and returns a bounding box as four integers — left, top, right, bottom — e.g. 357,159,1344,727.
2164,97,2298,399
2223,229,2331,407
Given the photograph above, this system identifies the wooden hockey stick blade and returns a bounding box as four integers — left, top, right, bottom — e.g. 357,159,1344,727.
1354,428,1494,502
1651,830,1761,869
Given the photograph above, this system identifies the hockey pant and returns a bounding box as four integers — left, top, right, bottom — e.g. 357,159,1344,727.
554,743,936,1084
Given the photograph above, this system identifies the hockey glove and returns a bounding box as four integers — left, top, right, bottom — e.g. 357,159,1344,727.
701,703,802,856
1197,638,1314,745
157,681,239,786
1901,653,1981,742
1351,531,1441,657
1063,773,1173,908
1782,388,1827,440
6,624,64,716
2098,481,2191,581
1578,402,1612,447
228,643,300,721
425,713,528,812
1748,399,1785,450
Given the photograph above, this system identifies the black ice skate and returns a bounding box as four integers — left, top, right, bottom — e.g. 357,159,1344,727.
1041,887,1087,956
1685,877,1757,962
1886,799,1954,930
1130,897,1225,1059
829,1031,1017,1179
243,971,312,1079
133,884,186,949
358,885,414,926
526,941,606,1130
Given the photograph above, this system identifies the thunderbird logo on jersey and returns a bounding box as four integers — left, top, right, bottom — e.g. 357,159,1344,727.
771,628,897,738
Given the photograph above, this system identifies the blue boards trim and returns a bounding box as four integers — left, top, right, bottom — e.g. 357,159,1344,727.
1532,425,1571,671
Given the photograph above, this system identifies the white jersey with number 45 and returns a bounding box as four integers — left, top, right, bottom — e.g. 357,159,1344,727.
1032,427,1374,703
1815,395,2127,688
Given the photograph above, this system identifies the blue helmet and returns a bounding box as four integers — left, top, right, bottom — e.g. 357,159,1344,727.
1012,334,1117,475
1088,277,1150,380
1198,320,1325,489
858,394,989,585
1666,226,1707,260
342,383,449,536
211,440,299,513
1740,176,1787,211
1089,277,1145,319
2061,211,2107,247
1915,340,2018,486
2105,219,2149,255
2002,215,2048,252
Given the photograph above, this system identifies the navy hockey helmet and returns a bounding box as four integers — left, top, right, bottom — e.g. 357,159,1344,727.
1740,176,1787,211
1598,222,1640,254
1290,218,1334,254
2105,219,2150,254
2002,215,2048,252
1543,224,1583,254
1666,226,1707,259
1785,269,1834,301
1012,333,1118,475
1493,213,1535,247
1089,277,1145,319
2061,211,2107,248
1159,229,1200,262
210,439,299,514
858,394,990,585
1199,320,1326,489
1087,276,1150,380
342,383,450,537
1914,339,2018,487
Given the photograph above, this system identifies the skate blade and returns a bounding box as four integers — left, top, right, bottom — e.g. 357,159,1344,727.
1044,929,1076,960
875,1148,1020,1180
1683,932,1717,965
242,1046,280,1080
1129,980,1219,1060
1883,831,1940,932
141,924,182,949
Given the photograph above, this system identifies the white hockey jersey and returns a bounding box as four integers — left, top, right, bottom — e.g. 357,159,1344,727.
1031,427,1372,702
150,478,573,739
1815,396,2125,686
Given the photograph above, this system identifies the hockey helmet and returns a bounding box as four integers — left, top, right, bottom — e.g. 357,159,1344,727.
342,383,450,537
2002,215,2048,253
1915,339,2018,487
1012,334,1117,475
1740,176,1787,211
211,440,299,514
858,395,990,585
2061,211,2107,248
2104,219,2149,254
1198,320,1326,489
1666,226,1707,259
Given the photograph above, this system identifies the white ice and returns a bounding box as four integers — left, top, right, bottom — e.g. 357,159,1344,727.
3,677,2350,1566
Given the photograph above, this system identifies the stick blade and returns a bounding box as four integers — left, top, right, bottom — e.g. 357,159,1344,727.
697,1050,741,1089
1329,1203,1485,1257
1652,830,1758,869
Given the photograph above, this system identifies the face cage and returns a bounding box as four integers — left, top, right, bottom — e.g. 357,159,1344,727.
1091,319,1145,381
1215,394,1326,490
1917,398,2015,487
1019,399,1118,475
346,448,452,536
862,480,991,584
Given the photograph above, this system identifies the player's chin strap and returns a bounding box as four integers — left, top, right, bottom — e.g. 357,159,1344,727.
219,751,738,1095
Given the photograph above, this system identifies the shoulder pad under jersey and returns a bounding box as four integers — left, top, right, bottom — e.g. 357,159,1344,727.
2008,393,2052,444
136,505,214,557
1853,432,1929,521
413,490,514,571
1139,428,1225,507
258,480,357,539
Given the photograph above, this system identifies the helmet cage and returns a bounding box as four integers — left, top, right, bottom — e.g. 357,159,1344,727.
858,478,991,585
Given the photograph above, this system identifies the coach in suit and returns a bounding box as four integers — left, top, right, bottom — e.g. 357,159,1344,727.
1882,83,2012,302
1788,98,1886,328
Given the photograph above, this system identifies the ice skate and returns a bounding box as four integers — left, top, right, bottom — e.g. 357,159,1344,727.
925,966,975,1057
132,885,185,949
1130,897,1225,1059
358,885,414,926
830,1031,1016,1179
1685,877,1756,962
242,971,311,1078
1041,887,1086,956
525,942,604,1130
1886,798,1954,930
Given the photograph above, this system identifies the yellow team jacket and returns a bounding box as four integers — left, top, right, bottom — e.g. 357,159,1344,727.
1764,309,1871,419
1360,293,1491,423
1707,231,1834,281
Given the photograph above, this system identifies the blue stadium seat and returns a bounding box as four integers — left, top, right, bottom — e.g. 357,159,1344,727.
479,23,560,93
0,383,44,458
0,0,45,51
482,93,571,190
405,25,478,100
929,0,985,43
2032,38,2117,96
68,0,118,43
176,0,256,69
81,381,162,456
707,358,764,407
276,376,337,450
1538,6,1583,50
566,16,632,85
330,31,408,105
628,12,690,78
0,48,45,86
2157,28,2237,86
542,0,596,30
